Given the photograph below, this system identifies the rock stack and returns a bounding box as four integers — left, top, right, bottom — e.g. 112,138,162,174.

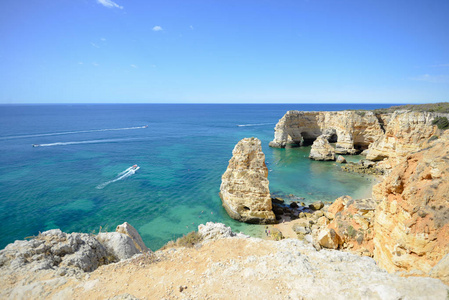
219,138,276,224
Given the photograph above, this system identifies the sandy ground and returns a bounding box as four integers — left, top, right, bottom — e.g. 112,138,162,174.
2,238,293,300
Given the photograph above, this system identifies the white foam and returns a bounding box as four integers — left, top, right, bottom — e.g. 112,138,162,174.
237,123,274,127
0,126,148,140
96,166,139,189
37,138,140,147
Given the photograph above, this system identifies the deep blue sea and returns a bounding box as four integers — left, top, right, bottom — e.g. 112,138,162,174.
0,104,394,250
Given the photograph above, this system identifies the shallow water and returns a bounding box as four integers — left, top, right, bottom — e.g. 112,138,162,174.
0,104,390,250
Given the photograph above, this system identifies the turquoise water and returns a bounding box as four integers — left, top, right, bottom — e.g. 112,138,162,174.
0,104,390,250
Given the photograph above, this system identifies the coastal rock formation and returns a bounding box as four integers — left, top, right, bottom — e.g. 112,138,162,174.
219,138,276,224
324,196,376,256
372,132,449,279
367,110,442,163
1,223,448,299
269,110,384,154
336,155,347,163
96,232,141,261
341,159,385,175
309,135,336,161
116,222,150,253
0,222,148,278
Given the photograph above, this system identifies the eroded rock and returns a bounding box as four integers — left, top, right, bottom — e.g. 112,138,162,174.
372,132,449,282
219,138,276,224
309,135,336,161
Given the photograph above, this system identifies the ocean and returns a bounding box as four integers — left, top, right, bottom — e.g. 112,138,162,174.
0,103,393,250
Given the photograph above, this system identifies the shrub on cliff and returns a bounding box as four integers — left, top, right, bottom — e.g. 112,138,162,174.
432,116,449,130
161,231,203,249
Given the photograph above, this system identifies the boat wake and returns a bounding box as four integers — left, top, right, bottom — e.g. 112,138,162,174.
237,123,274,127
34,138,140,147
96,165,140,189
0,125,148,141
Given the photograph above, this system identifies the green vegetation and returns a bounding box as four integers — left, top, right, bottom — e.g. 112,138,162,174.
347,225,357,238
161,231,203,249
429,135,439,142
372,102,449,114
432,116,449,130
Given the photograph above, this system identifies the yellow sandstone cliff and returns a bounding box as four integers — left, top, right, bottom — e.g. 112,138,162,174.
372,131,449,281
219,137,276,224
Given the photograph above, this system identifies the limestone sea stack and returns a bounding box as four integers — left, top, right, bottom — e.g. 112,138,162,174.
309,134,336,161
219,138,276,224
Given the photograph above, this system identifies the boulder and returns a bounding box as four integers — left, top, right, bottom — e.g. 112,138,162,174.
317,228,342,249
198,222,249,241
219,138,276,224
336,155,347,163
309,201,324,210
96,232,140,261
116,222,150,253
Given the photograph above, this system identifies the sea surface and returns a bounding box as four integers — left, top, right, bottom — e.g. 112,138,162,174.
0,104,394,250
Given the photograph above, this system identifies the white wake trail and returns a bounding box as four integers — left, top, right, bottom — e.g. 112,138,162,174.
37,138,140,147
237,123,274,127
96,166,139,189
0,126,148,140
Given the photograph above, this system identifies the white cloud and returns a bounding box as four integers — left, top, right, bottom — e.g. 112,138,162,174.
92,62,99,67
130,64,138,68
97,0,123,9
78,62,84,65
410,74,449,83
190,25,194,30
91,42,100,48
101,38,106,42
152,26,163,31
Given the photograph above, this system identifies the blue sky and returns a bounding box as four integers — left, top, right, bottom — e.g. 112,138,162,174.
0,0,448,104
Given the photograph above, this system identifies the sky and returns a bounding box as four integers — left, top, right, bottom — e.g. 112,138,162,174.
0,0,448,104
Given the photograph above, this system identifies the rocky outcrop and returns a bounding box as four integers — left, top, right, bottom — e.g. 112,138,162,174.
309,135,336,161
269,110,384,154
341,159,385,175
325,196,376,256
198,222,250,241
219,138,276,224
2,223,448,299
336,155,347,163
0,222,148,278
372,132,449,280
367,110,445,163
116,222,150,253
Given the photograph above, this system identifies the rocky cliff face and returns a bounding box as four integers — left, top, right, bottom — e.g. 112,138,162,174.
269,110,384,154
2,223,448,299
366,110,442,163
0,222,148,278
219,138,276,224
372,132,449,278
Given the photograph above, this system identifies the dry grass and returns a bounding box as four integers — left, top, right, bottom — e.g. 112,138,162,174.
160,231,204,250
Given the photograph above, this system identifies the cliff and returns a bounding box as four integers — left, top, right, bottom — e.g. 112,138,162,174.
372,131,449,278
1,223,448,299
219,138,276,224
366,110,441,163
270,109,448,170
269,110,384,154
